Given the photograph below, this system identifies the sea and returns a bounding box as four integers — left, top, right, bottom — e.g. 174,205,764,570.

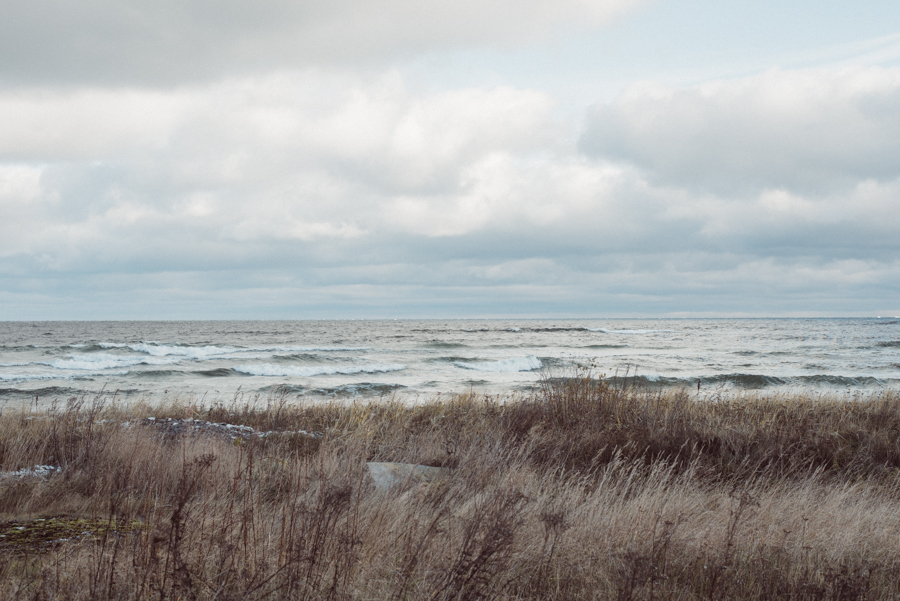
1,318,899,406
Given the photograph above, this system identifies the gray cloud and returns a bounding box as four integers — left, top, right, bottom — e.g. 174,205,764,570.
1,0,641,86
581,66,900,194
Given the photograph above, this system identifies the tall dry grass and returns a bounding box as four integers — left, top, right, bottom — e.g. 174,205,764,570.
0,377,899,599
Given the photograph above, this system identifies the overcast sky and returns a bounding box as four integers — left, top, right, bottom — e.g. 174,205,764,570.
2,0,899,319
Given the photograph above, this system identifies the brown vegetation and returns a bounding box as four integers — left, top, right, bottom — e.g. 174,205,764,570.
1,376,900,599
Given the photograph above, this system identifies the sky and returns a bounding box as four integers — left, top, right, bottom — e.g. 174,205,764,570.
1,0,900,319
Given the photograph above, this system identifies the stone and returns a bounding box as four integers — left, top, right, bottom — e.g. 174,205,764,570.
366,462,447,491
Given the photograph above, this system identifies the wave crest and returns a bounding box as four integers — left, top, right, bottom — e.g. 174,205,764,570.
234,363,404,377
454,356,542,373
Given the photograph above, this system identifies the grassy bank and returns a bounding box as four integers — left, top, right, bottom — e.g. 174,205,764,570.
1,378,900,599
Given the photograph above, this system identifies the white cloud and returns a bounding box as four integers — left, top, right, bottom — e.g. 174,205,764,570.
0,73,563,266
0,90,182,160
581,66,900,193
382,154,639,237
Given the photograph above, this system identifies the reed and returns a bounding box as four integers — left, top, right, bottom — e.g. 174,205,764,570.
0,377,899,599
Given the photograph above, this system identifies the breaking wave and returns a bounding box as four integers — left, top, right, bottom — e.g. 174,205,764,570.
234,363,405,377
41,353,181,370
454,356,542,373
97,342,368,359
603,373,893,389
0,386,83,398
0,371,130,382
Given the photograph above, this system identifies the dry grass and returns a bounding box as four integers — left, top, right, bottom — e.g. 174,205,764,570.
1,377,900,599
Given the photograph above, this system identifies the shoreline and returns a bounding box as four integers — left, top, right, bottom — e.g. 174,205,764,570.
3,376,899,411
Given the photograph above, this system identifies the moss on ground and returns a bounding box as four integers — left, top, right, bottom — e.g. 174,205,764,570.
0,517,143,555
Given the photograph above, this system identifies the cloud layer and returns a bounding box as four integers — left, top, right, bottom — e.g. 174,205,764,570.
1,3,899,317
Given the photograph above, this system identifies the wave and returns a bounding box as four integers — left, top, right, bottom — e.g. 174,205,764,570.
700,374,786,388
73,344,118,352
426,341,469,349
429,356,474,364
39,353,181,370
494,326,672,334
602,373,893,390
589,328,673,335
273,353,335,363
303,383,406,397
0,370,130,382
99,342,368,359
132,369,182,378
0,386,84,398
582,344,627,349
249,345,368,353
795,375,887,387
454,356,542,373
125,342,243,358
877,341,900,348
195,368,239,377
233,363,405,377
604,374,786,389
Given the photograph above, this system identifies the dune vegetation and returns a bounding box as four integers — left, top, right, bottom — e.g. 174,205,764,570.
1,375,900,599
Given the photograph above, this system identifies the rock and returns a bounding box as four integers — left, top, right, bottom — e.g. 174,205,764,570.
137,417,323,442
0,465,61,481
366,462,448,491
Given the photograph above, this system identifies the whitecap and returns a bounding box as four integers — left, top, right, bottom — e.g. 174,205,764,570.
454,356,542,373
234,363,405,377
41,353,180,370
248,345,369,353
122,342,368,360
129,343,241,358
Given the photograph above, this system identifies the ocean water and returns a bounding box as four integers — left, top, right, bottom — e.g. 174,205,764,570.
1,319,899,404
